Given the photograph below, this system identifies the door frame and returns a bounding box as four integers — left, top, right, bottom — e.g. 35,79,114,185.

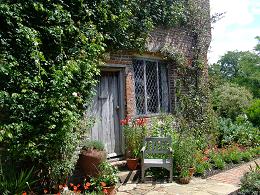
100,66,125,158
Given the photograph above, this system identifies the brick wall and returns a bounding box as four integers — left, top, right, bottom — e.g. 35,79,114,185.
104,0,211,118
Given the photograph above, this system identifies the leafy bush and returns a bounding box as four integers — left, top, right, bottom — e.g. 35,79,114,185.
195,163,206,175
246,99,260,127
0,0,188,183
213,83,253,120
217,116,259,147
210,153,225,170
172,135,197,172
241,151,252,162
229,147,242,164
239,162,260,195
0,162,35,195
82,140,105,151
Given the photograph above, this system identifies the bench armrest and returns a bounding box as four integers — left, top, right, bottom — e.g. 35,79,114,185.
141,146,146,153
169,147,173,155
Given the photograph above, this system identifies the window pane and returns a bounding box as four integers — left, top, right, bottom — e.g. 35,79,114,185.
159,63,170,112
146,61,159,113
133,60,146,115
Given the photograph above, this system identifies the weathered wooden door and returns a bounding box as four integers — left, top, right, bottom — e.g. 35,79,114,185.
91,71,123,158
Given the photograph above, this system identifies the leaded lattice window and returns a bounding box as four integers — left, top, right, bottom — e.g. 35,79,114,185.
133,59,170,115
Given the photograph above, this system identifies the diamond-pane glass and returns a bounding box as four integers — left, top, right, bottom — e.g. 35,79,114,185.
133,60,145,115
159,63,169,112
133,59,169,115
146,61,159,113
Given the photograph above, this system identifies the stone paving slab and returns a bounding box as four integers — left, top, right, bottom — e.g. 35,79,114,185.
117,158,260,195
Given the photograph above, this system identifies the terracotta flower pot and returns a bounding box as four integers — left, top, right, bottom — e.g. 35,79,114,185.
179,176,191,184
103,185,116,195
126,158,139,170
79,149,107,177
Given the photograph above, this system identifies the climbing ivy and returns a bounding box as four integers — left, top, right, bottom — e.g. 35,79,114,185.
0,0,188,183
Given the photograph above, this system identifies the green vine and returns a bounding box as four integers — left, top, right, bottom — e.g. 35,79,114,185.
0,0,190,183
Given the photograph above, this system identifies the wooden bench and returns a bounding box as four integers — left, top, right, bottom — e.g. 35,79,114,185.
141,137,173,182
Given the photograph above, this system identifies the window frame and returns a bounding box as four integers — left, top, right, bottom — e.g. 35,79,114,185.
133,58,170,116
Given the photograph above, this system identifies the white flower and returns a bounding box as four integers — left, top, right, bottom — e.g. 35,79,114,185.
158,120,164,126
72,92,78,97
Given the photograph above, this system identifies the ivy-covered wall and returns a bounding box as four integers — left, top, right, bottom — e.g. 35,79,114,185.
103,0,212,116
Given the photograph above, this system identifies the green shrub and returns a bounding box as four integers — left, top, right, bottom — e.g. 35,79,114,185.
230,150,242,164
212,154,225,170
195,163,206,175
213,83,253,120
0,162,35,195
241,151,252,162
221,149,233,164
239,162,260,195
246,99,260,127
248,147,260,158
217,116,259,147
82,140,105,151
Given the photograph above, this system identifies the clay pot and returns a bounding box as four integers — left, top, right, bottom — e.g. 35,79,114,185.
102,185,116,195
126,158,139,170
178,176,191,184
78,149,107,177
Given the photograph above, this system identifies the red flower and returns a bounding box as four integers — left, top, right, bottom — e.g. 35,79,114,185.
22,192,27,195
103,188,108,194
202,156,209,161
120,116,131,126
73,186,77,192
77,184,81,187
70,183,74,187
56,193,61,195
43,189,48,194
136,117,146,126
85,182,91,187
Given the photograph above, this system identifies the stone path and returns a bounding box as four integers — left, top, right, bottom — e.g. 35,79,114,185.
117,158,260,195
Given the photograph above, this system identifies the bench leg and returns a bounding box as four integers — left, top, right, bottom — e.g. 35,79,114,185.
169,168,173,183
141,167,145,182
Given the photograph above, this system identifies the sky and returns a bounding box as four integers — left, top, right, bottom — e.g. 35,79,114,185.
209,0,260,64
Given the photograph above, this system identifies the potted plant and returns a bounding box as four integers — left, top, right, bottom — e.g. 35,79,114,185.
178,168,191,184
96,161,119,195
78,140,107,177
121,117,147,170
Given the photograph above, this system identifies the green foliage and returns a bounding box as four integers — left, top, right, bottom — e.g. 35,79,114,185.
209,152,225,169
217,51,242,79
241,151,252,162
213,83,253,120
0,0,187,182
239,162,260,195
246,99,260,127
173,135,197,172
210,45,260,98
0,161,35,195
82,140,105,151
96,161,119,186
121,117,147,158
150,114,176,137
217,116,259,147
176,73,219,148
195,163,206,175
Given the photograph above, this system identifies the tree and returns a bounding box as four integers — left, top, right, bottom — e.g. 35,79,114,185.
210,37,260,98
217,51,242,79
